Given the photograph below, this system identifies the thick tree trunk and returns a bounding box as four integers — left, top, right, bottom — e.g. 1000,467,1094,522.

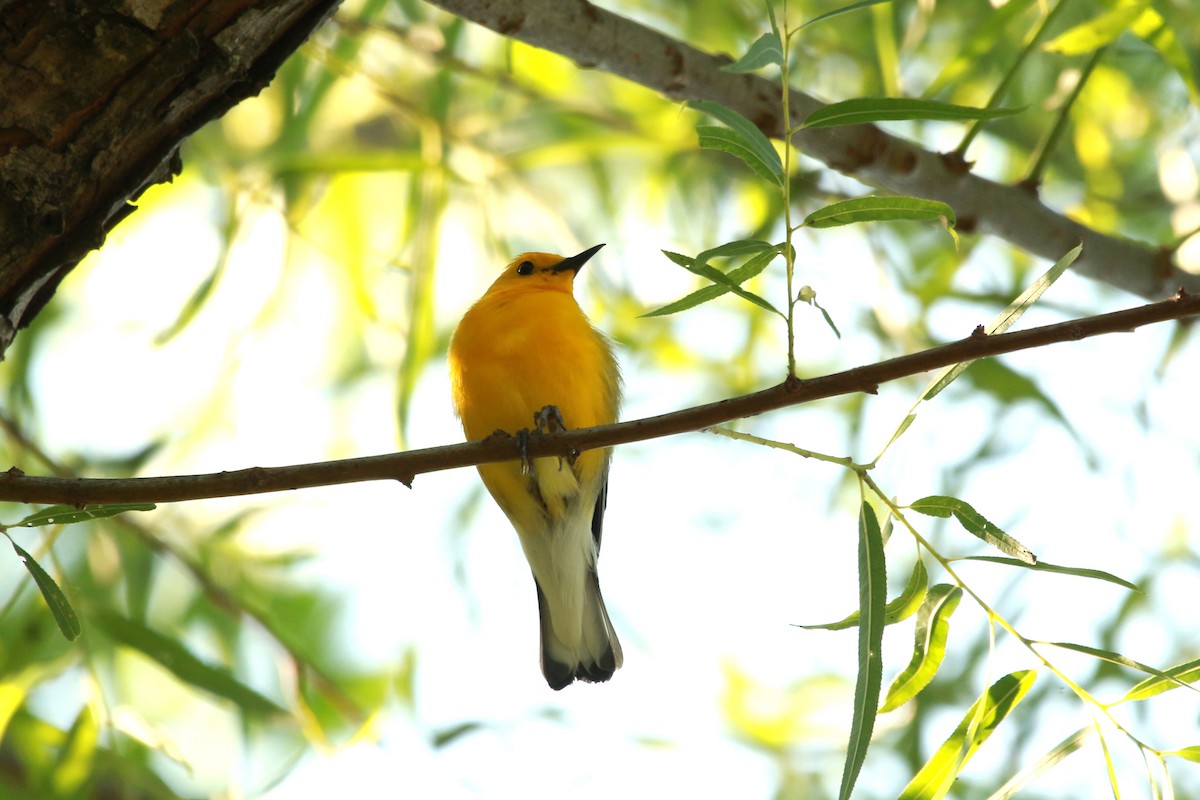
0,0,341,357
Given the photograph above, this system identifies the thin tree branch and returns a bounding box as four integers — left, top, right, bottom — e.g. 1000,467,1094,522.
421,0,1193,301
0,410,368,722
1,290,1196,507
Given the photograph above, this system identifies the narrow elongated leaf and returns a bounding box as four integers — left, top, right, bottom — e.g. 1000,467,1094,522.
1042,1,1149,55
924,244,1080,400
643,246,781,317
839,502,886,800
9,539,81,640
722,32,784,72
806,292,842,339
800,0,896,30
92,611,286,716
804,196,955,228
957,556,1140,592
1164,746,1200,763
1039,641,1200,696
15,503,157,528
910,496,1035,564
900,671,1037,800
693,239,776,260
1136,6,1200,107
880,584,962,712
689,100,784,179
433,721,484,748
50,705,99,796
1122,657,1200,702
697,127,784,187
987,726,1091,800
800,558,927,630
803,98,1024,128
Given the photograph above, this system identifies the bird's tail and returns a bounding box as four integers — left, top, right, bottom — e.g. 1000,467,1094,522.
536,570,623,690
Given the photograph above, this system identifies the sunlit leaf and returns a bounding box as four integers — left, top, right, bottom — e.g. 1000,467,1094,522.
900,671,1037,800
50,705,99,796
880,584,962,712
800,558,927,630
910,496,1036,563
804,196,956,228
1043,1,1150,55
1144,1,1200,105
987,726,1091,799
839,502,886,800
1039,641,1200,696
922,0,1040,99
1164,746,1200,763
803,98,1024,128
924,244,1080,401
1122,657,1200,702
957,556,1140,592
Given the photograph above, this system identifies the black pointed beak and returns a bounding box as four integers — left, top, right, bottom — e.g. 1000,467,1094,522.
553,243,605,274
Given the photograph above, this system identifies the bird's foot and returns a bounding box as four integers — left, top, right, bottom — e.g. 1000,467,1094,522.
533,405,571,472
533,405,566,435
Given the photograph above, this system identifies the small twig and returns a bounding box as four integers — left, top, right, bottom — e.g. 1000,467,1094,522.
0,290,1195,507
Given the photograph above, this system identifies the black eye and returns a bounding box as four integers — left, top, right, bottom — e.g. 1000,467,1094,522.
516,260,534,276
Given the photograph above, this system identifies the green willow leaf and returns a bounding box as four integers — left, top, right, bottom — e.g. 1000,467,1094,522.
433,721,484,748
880,584,962,712
910,496,1036,564
987,726,1092,800
690,100,784,180
924,244,1080,401
9,539,81,641
1137,6,1200,106
643,245,781,317
14,503,157,528
50,705,99,796
1122,657,1200,702
721,31,784,72
800,558,927,630
957,556,1140,592
804,196,956,228
1164,746,1200,763
697,127,784,187
1039,641,1200,696
803,97,1024,128
900,671,1037,800
800,0,896,30
92,611,286,716
839,502,886,800
1042,1,1149,55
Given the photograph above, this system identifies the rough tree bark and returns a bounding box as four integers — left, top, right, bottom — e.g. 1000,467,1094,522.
0,0,341,357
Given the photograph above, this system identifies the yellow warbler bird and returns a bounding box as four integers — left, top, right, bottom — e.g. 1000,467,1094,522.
449,244,622,690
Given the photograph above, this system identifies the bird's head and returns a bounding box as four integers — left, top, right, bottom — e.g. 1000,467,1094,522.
485,244,605,296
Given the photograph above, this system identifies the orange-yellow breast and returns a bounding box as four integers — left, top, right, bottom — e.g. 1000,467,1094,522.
448,263,619,511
